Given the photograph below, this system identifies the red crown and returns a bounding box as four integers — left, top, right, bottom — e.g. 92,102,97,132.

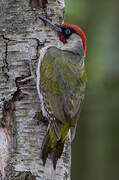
61,24,87,55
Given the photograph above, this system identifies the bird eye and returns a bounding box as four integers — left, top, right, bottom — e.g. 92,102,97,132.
65,29,71,35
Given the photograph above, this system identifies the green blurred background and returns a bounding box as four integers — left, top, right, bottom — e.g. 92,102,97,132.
65,0,119,179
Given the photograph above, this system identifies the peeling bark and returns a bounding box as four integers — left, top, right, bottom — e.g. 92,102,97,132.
0,0,71,180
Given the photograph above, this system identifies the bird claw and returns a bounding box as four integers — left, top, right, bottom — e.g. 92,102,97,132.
34,111,49,126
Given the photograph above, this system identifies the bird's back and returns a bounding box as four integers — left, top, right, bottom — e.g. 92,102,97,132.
40,46,86,125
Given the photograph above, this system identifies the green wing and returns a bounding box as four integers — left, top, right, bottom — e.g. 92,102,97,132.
40,46,86,126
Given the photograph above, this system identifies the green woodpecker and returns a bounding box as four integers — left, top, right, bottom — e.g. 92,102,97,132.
37,16,87,169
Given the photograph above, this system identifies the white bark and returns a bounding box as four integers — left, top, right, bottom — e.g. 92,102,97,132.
0,0,71,179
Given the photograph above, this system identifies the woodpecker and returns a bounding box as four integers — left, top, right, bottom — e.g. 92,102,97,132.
37,16,87,169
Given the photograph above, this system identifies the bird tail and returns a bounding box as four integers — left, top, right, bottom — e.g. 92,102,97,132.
41,128,64,169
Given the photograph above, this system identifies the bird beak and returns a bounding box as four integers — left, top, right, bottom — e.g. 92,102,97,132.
39,16,62,33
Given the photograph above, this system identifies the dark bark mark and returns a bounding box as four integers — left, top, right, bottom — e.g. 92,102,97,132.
29,0,48,9
0,35,17,81
1,100,15,128
11,171,36,180
0,76,25,130
34,38,41,58
4,41,8,71
1,35,9,81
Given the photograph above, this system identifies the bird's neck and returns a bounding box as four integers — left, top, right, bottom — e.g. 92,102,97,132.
61,34,84,56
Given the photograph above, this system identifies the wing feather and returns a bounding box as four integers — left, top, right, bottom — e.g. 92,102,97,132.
40,46,86,127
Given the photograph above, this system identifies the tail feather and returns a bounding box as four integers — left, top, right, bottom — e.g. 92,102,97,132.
41,129,64,169
52,140,64,169
41,131,52,166
41,120,71,169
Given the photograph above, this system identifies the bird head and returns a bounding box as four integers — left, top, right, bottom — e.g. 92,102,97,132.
39,16,87,56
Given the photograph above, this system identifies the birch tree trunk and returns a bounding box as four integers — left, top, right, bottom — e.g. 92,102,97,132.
0,0,71,179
